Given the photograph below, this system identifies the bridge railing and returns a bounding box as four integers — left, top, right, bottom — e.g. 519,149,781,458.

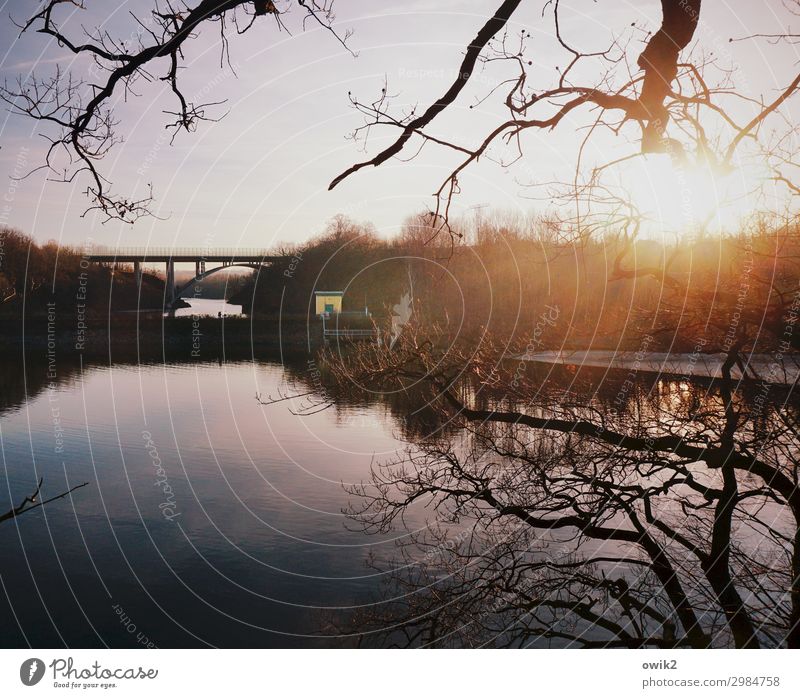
87,247,277,258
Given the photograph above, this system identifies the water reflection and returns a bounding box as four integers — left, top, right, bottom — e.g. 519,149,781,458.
172,298,243,318
1,349,797,647
0,350,414,648
337,356,800,649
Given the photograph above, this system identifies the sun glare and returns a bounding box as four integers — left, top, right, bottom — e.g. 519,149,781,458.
621,155,764,235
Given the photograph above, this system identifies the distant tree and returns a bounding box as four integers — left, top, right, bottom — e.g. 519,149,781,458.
0,225,166,315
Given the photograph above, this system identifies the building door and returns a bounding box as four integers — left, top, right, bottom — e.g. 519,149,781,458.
325,303,334,314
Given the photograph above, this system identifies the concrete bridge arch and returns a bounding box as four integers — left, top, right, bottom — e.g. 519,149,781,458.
171,262,265,309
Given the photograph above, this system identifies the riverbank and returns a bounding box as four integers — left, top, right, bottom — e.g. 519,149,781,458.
0,312,323,359
519,349,800,386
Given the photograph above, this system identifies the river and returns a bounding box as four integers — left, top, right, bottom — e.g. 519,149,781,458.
1,341,796,648
0,353,416,648
173,297,243,318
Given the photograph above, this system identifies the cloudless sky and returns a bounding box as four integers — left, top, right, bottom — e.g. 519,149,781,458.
1,0,798,251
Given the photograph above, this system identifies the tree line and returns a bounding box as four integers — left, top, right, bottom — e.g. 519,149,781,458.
234,211,800,352
0,226,166,324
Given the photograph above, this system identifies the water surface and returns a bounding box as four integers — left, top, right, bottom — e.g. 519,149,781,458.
0,355,411,648
173,297,243,318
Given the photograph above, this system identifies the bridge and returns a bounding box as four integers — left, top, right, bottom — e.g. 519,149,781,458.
85,247,286,307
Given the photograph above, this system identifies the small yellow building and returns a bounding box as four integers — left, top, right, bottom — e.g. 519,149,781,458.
314,291,343,316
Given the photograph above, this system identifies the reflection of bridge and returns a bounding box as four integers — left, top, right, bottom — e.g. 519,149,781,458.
85,247,285,307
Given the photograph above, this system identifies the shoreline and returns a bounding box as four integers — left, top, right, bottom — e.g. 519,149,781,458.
0,313,322,355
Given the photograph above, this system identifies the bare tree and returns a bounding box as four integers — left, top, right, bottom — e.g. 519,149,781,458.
331,0,800,235
1,0,349,222
5,1,799,229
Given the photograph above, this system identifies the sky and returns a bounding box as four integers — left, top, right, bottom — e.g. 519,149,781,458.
0,0,799,251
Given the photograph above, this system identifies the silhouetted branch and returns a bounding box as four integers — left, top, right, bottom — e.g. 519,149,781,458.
2,0,349,222
328,0,525,191
0,478,90,523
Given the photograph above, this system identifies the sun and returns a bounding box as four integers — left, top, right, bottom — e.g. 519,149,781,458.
620,155,765,235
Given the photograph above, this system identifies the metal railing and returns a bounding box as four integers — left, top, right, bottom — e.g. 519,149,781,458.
86,246,279,259
323,328,379,337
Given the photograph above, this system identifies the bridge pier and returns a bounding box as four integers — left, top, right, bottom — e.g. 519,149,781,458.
134,260,142,291
166,259,175,306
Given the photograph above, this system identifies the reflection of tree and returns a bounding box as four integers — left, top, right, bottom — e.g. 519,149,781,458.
279,356,450,441
330,327,800,648
0,478,88,524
